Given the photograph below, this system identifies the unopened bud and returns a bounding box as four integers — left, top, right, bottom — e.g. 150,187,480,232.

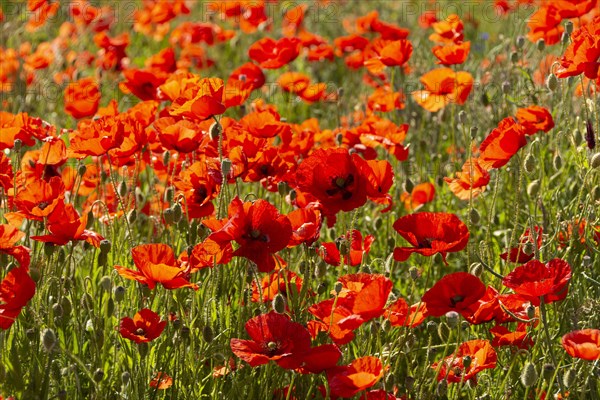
99,276,112,292
564,20,573,35
121,371,131,385
546,73,558,91
542,363,555,382
209,121,222,140
591,153,600,169
553,153,562,171
99,239,111,254
77,164,87,176
536,39,545,51
272,293,286,314
42,328,57,352
164,186,174,203
563,368,575,388
334,282,343,294
118,180,128,197
469,208,480,225
526,304,536,319
171,203,182,223
404,178,414,193
527,180,540,198
127,209,137,224
458,110,467,124
221,159,232,177
469,262,483,277
502,81,511,94
463,355,472,370
409,266,420,281
162,151,170,167
445,311,460,328
523,153,536,174
470,126,478,140
521,362,538,387
516,36,525,49
510,52,519,64
436,380,448,396
202,325,214,343
113,285,125,302
93,368,104,382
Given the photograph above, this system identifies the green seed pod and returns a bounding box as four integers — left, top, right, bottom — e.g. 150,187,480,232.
334,282,343,295
563,368,575,388
565,20,573,35
105,297,115,317
52,303,63,318
426,320,437,333
289,189,297,201
373,217,383,230
272,293,286,314
221,159,232,178
42,328,57,352
277,181,289,196
523,153,536,174
113,285,125,302
317,282,327,295
526,305,536,319
29,267,41,283
527,180,540,198
404,178,414,193
458,110,467,124
315,261,327,278
61,297,72,317
521,362,538,387
172,203,183,223
162,150,171,167
470,126,478,140
118,180,128,197
202,325,214,343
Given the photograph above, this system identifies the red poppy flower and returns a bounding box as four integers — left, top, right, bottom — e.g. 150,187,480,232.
154,117,206,153
400,182,435,211
287,208,322,247
516,106,555,135
64,77,100,119
251,270,303,303
561,329,600,360
393,212,469,264
367,87,405,112
502,259,572,304
248,37,301,69
173,157,222,220
500,226,543,263
490,323,534,350
229,62,265,91
188,238,233,273
478,117,527,170
429,14,464,43
230,312,312,369
14,176,65,221
555,16,600,80
0,152,13,191
422,272,486,317
327,356,384,398
319,230,375,267
204,197,292,272
115,244,198,290
295,344,341,374
444,158,491,200
119,308,167,343
432,340,497,384
0,265,36,330
412,68,473,112
30,203,104,247
363,39,413,73
384,298,428,328
432,41,470,65
67,115,125,158
527,5,564,46
295,147,370,217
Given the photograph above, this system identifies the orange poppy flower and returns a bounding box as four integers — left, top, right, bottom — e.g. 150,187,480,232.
169,77,226,121
14,176,65,221
367,87,405,112
393,212,469,263
188,238,233,272
154,117,206,153
429,14,464,43
516,105,555,135
412,68,473,112
490,323,534,350
173,158,222,219
432,340,497,384
444,158,490,200
364,39,413,73
0,153,13,192
251,270,303,303
240,110,291,138
384,297,428,328
562,329,600,360
67,115,125,158
287,208,322,247
401,182,435,211
527,4,564,45
150,372,173,390
555,16,600,80
319,230,375,267
553,0,598,19
119,308,167,343
248,37,301,69
327,356,384,398
64,77,100,119
0,265,36,330
432,41,470,65
115,244,198,290
478,117,527,170
30,203,104,247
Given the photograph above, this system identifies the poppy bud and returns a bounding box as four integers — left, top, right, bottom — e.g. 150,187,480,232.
573,128,582,145
77,164,87,177
502,81,511,94
463,355,472,370
42,328,57,352
583,255,592,268
563,20,573,35
138,342,148,358
436,380,448,396
458,110,467,124
553,153,562,171
113,285,125,302
52,303,63,318
121,371,131,385
209,121,222,140
561,31,570,45
277,181,289,196
44,242,55,258
162,150,170,167
526,304,536,319
334,282,343,295
469,262,483,277
335,133,344,146
163,208,175,225
546,73,558,91
516,35,525,49
470,126,478,140
445,311,460,328
164,186,174,204
99,276,112,292
426,320,437,333
99,239,111,254
61,297,72,318
536,39,545,51
527,180,540,198
93,368,104,383
337,87,344,99
105,297,114,317
563,368,575,388
586,119,596,150
521,362,538,387
172,203,182,223
272,293,286,314
221,158,232,177
202,325,214,343
591,153,600,169
523,242,534,256
317,282,327,295
315,261,327,278
381,319,391,332
409,266,420,281
469,208,480,225
127,209,137,224
523,153,536,175
510,52,519,65
373,217,383,230
542,363,555,382
288,189,297,201
13,139,22,151
26,328,37,341
30,267,41,282
387,237,395,248
118,180,128,197
404,178,414,193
